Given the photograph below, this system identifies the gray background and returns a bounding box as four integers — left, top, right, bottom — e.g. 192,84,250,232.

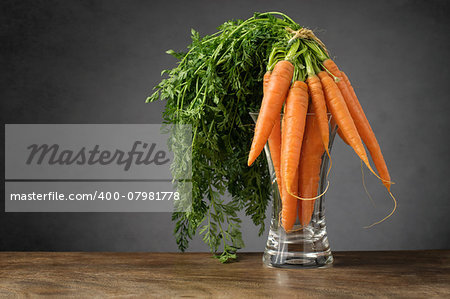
1,0,449,252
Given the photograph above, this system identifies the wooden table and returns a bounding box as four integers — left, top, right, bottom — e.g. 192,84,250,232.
0,251,449,297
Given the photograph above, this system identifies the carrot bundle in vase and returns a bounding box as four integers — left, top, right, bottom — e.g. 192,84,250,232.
149,12,397,261
248,39,396,232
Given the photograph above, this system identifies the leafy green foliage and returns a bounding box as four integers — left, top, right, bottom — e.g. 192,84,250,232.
147,13,302,262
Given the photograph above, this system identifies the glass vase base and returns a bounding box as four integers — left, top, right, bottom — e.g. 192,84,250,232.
262,225,334,269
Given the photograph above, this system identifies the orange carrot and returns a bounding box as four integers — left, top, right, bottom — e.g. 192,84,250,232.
306,75,329,151
330,117,350,146
324,59,391,190
280,81,308,231
342,70,392,191
282,168,298,231
280,104,290,230
280,104,288,198
281,81,309,195
329,116,350,146
337,127,350,146
317,71,372,172
265,72,283,197
298,109,325,226
296,155,302,225
248,61,294,166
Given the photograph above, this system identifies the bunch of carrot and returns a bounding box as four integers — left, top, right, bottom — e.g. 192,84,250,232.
248,33,394,232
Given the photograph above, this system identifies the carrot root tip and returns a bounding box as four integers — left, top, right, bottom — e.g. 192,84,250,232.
360,160,376,207
363,191,397,229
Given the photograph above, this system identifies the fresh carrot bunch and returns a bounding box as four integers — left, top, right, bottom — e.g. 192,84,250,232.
150,12,396,261
248,30,395,232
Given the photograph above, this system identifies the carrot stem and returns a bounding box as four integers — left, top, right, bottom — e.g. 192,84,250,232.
285,39,301,62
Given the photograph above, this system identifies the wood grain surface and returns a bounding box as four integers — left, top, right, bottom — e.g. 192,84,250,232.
0,251,449,297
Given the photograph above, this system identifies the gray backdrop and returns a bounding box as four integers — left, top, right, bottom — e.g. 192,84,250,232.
1,0,449,252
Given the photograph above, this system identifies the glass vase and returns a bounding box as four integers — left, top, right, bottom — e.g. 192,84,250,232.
250,112,337,268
